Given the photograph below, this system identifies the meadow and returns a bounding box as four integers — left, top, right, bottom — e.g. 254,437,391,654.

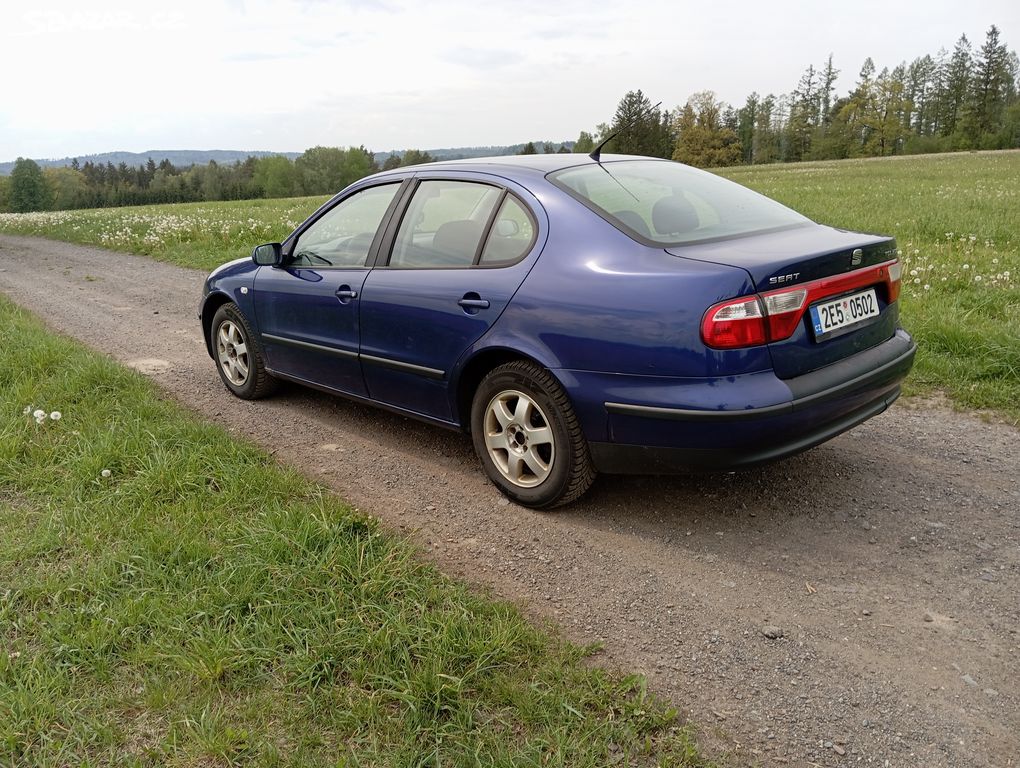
0,150,1017,422
0,296,708,765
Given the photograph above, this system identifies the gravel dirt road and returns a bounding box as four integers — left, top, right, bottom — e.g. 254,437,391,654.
2,234,1017,767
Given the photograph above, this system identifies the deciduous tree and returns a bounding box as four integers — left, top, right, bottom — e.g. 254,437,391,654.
9,158,52,212
672,92,742,167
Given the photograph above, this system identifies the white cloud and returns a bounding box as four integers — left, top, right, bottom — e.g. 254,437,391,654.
1,0,1016,159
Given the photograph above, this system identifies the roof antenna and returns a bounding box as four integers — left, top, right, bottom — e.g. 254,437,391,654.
589,101,662,163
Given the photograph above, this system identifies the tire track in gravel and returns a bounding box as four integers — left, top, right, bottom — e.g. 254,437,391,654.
2,234,1017,767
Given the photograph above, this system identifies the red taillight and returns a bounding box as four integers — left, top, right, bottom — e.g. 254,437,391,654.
700,296,767,348
701,259,901,350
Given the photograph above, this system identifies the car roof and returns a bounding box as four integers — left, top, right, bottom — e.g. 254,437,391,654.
374,153,663,179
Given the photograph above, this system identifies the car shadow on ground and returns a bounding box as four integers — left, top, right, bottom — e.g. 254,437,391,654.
268,379,878,544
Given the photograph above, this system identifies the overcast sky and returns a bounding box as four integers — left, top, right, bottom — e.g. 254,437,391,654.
1,0,1016,161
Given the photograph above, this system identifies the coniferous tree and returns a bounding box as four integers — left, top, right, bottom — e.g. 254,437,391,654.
960,25,1012,145
940,35,973,137
607,90,671,158
736,93,759,164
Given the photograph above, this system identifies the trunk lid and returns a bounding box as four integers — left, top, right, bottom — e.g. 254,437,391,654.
669,224,901,379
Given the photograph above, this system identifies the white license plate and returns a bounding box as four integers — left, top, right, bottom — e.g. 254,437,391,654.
809,288,879,340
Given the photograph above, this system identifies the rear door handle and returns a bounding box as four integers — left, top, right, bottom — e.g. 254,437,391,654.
336,285,358,303
458,298,490,309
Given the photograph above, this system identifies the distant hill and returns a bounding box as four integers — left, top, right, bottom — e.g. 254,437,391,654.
0,150,302,175
1,143,575,175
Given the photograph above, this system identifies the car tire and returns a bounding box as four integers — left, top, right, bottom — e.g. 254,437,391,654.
211,303,278,399
471,360,596,508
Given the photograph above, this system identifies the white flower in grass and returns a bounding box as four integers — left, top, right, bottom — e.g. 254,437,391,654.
50,411,61,421
101,469,112,478
23,405,33,415
33,409,45,419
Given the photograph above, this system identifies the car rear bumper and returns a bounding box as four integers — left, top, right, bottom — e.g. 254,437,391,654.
587,329,915,474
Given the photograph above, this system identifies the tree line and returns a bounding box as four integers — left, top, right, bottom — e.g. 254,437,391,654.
0,147,445,214
576,25,1018,167
1,24,1015,214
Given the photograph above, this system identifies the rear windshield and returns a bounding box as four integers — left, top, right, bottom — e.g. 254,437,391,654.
548,160,812,245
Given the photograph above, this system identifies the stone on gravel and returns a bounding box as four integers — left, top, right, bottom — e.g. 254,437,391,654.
761,625,784,639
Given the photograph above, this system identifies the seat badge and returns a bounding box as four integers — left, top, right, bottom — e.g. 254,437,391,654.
851,248,863,266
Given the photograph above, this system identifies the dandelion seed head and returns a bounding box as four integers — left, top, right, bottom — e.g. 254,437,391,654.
50,411,61,421
101,469,112,478
33,409,45,419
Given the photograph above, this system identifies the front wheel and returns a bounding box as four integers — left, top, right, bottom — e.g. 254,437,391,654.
211,303,278,399
471,361,596,508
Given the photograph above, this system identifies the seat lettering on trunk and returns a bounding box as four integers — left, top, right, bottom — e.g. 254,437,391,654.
768,272,801,285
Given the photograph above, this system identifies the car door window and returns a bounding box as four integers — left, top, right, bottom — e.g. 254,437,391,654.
389,180,501,268
478,195,536,265
292,183,400,267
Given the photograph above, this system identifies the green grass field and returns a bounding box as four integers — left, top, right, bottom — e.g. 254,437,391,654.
1,151,1017,423
0,296,709,766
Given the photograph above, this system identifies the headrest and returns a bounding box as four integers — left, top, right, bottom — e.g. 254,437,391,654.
651,194,699,237
433,220,483,264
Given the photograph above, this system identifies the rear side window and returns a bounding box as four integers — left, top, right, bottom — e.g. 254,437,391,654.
549,160,811,245
479,196,535,265
386,180,538,268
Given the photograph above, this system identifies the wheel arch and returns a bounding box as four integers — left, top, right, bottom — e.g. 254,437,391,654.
453,347,564,432
201,291,235,358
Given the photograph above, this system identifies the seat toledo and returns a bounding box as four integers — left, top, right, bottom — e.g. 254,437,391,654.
200,154,915,507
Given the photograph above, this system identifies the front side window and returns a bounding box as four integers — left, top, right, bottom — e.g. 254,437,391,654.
291,183,400,267
389,180,502,268
549,160,812,245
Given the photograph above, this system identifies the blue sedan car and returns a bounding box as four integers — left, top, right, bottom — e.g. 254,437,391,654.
200,154,915,507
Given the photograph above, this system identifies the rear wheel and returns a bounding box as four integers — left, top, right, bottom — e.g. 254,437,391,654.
211,303,278,399
471,361,596,508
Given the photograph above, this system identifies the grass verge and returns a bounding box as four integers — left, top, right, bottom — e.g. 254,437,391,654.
0,296,709,766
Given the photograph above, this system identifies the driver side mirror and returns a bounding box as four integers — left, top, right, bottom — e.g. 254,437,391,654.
252,242,283,266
